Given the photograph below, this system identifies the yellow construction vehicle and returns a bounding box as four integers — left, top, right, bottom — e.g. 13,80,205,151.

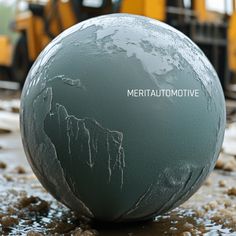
119,0,236,95
227,0,236,97
0,1,16,81
0,0,236,94
0,0,117,84
0,36,12,80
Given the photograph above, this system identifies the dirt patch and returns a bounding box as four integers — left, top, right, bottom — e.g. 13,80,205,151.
0,98,236,235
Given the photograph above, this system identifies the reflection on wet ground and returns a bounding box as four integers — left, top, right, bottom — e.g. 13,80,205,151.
97,211,231,236
1,95,236,235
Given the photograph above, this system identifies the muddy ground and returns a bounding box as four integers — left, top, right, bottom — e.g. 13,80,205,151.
1,91,236,235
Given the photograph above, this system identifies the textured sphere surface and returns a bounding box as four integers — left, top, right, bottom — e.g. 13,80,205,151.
20,14,226,222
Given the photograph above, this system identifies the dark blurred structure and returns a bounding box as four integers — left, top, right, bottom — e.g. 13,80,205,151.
165,0,236,98
121,0,236,98
0,0,236,97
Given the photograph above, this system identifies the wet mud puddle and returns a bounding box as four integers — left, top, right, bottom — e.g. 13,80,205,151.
1,99,236,235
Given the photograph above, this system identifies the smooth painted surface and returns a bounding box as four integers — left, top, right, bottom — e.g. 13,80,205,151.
20,14,226,222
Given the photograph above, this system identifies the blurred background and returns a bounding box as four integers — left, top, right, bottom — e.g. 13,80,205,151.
0,0,236,97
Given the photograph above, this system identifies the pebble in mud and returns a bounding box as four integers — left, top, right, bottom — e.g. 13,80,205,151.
219,180,227,187
21,13,226,222
203,201,218,211
1,216,19,228
3,174,13,181
16,195,50,213
14,166,26,174
0,128,11,134
182,232,191,236
215,154,236,172
227,187,236,196
215,159,224,169
204,178,212,186
0,161,7,169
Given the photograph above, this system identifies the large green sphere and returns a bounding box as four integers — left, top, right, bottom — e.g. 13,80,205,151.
20,14,226,222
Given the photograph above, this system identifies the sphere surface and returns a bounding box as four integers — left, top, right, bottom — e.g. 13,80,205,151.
20,14,226,222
